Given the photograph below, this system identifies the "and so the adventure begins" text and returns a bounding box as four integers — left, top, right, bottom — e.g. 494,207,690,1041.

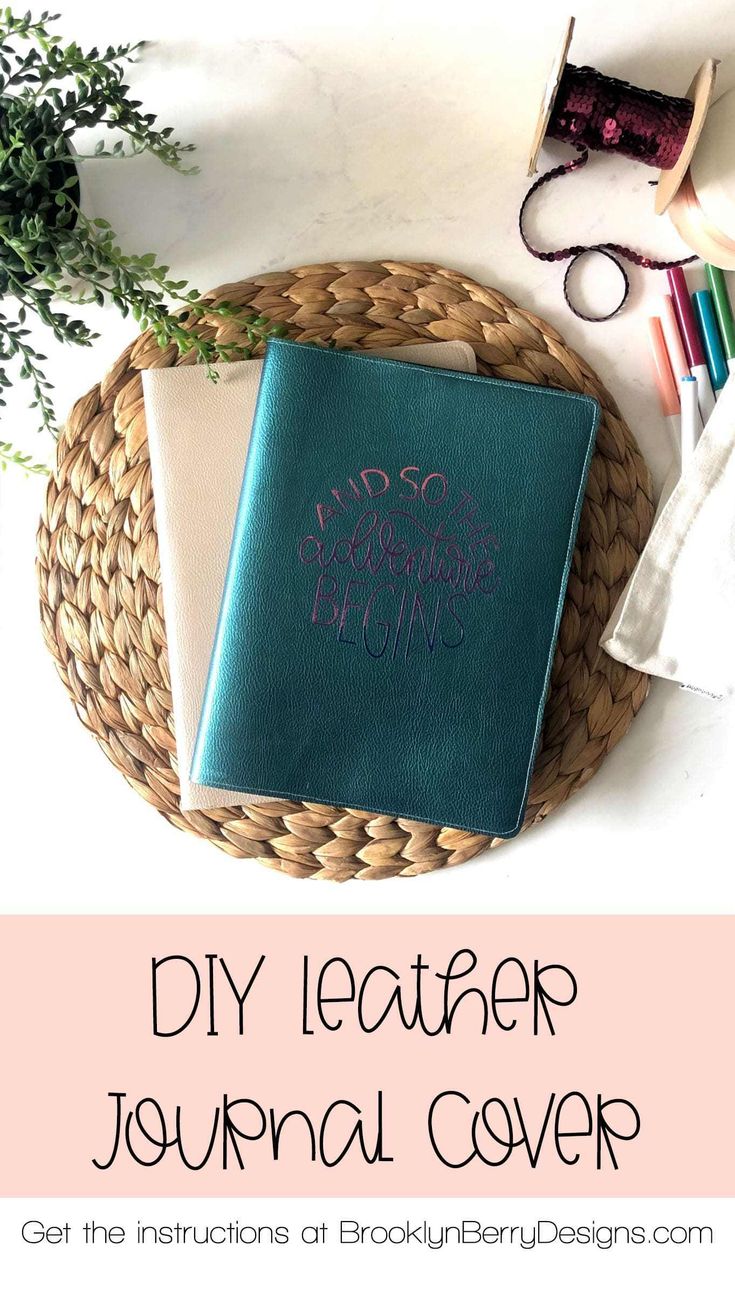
297,467,501,660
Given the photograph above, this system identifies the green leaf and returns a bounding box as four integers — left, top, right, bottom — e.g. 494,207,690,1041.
0,17,283,446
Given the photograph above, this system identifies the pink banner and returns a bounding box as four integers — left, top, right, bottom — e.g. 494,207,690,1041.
0,916,731,1196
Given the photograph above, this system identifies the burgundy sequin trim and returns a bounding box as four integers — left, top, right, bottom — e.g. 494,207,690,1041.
521,66,698,321
550,65,693,170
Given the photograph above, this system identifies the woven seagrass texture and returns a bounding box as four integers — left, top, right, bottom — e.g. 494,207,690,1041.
37,261,653,880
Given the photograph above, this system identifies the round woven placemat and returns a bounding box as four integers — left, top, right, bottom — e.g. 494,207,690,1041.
37,261,653,880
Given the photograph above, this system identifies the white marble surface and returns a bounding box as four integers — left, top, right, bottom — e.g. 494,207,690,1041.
1,0,734,914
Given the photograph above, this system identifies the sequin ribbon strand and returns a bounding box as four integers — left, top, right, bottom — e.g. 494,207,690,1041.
520,64,698,320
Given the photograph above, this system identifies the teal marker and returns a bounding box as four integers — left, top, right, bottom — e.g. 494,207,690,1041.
692,290,728,391
705,264,735,373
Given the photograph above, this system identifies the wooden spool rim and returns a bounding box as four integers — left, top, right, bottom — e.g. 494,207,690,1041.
656,58,718,215
527,15,576,177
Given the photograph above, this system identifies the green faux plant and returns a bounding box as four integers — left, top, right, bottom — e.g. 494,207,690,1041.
0,8,282,475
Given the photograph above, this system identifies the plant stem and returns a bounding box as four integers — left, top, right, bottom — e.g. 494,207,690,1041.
0,441,51,475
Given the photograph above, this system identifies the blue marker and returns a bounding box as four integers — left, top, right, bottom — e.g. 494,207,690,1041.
692,289,729,392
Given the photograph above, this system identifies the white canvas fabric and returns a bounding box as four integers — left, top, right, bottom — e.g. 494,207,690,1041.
601,373,735,700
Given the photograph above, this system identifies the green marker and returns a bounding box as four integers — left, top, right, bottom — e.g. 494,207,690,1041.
705,264,735,373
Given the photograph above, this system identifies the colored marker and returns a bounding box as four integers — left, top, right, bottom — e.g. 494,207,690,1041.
647,316,680,453
693,289,728,392
679,375,700,469
658,296,702,443
705,264,735,374
667,267,716,423
658,295,691,383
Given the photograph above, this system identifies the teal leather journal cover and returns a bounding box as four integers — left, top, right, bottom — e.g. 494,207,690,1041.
192,339,600,837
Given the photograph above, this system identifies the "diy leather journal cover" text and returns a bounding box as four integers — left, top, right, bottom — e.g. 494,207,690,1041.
192,339,600,837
